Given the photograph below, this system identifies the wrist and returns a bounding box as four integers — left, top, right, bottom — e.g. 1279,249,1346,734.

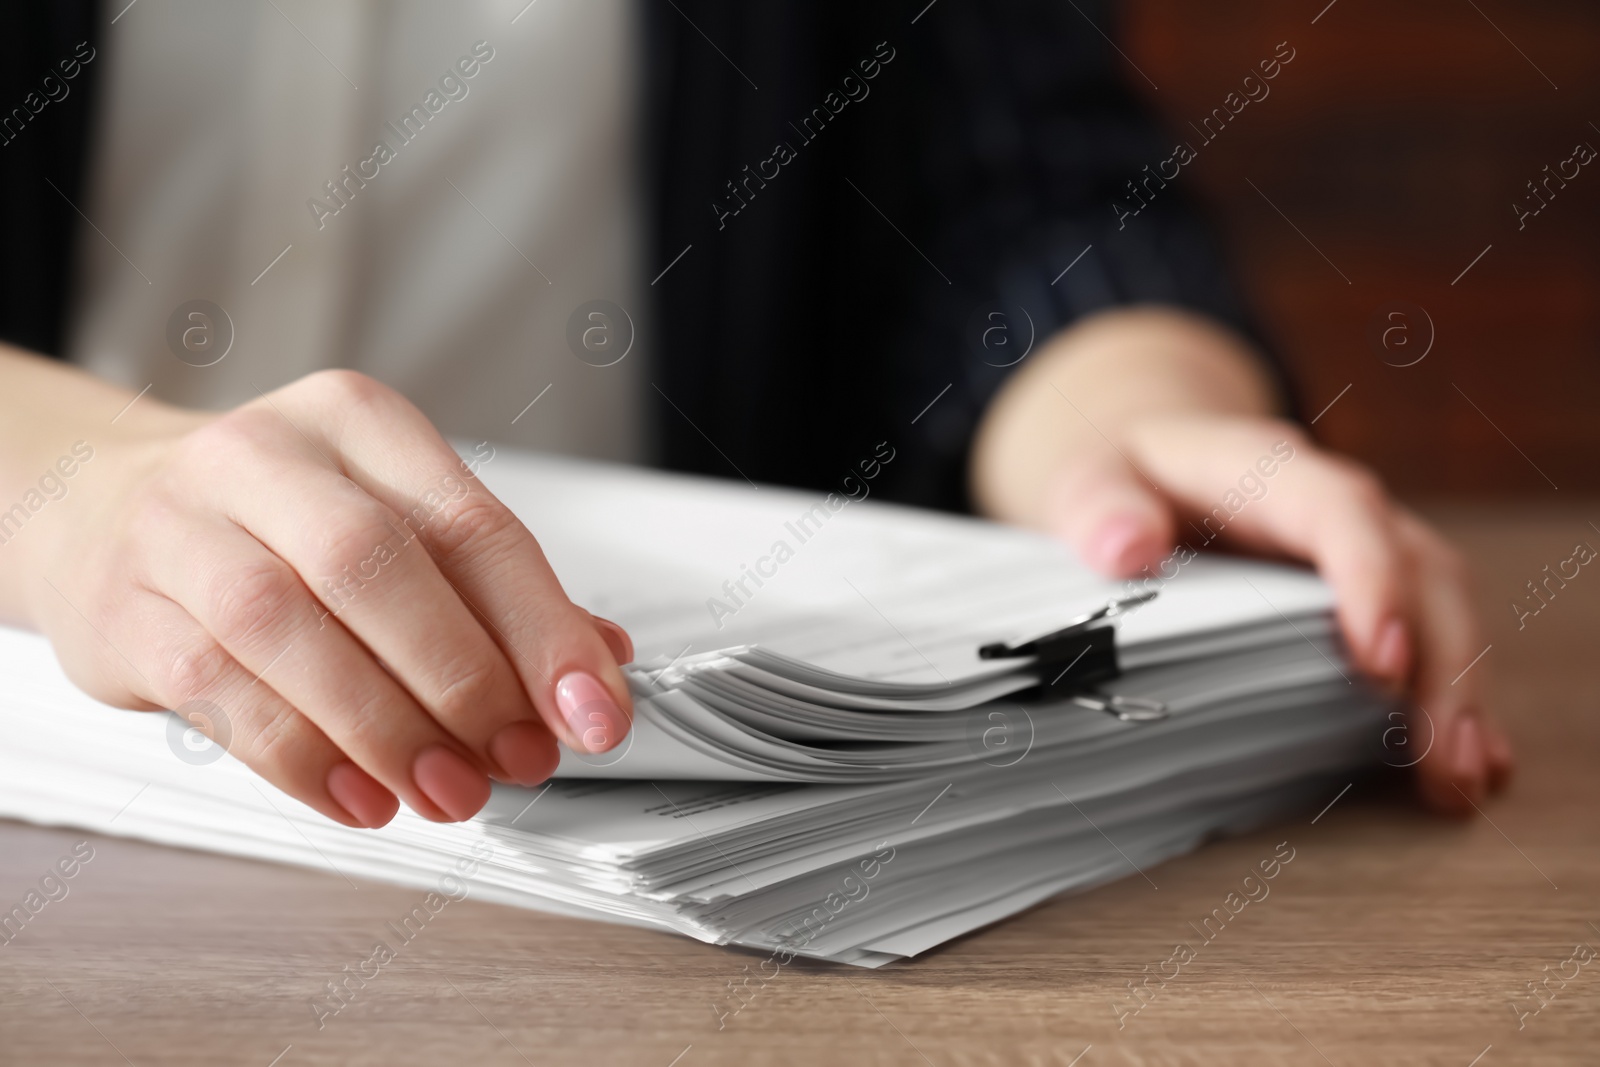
970,306,1281,527
0,394,210,629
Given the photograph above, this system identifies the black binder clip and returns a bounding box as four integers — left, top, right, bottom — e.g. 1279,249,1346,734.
978,590,1168,722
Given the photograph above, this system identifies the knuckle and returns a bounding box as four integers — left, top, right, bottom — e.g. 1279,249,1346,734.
236,702,313,783
159,637,235,705
331,687,401,756
160,418,250,483
428,654,505,725
421,490,520,559
200,403,281,450
310,507,406,585
208,558,303,648
298,368,392,409
270,674,392,762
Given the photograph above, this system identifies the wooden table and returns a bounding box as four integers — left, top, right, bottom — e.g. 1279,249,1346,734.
3,503,1597,1067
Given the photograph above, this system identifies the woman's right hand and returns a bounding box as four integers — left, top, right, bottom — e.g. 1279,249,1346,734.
9,368,634,829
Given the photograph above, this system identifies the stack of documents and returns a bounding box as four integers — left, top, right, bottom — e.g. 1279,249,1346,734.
0,452,1389,965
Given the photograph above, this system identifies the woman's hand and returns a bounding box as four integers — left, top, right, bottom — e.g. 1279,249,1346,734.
1,358,633,829
972,307,1512,816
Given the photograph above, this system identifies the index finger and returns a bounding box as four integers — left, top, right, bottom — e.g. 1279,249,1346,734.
1125,417,1412,684
282,372,632,755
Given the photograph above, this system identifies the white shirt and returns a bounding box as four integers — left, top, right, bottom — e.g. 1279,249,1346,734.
68,0,650,463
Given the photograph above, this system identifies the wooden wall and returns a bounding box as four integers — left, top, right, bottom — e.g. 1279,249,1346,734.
1121,0,1599,494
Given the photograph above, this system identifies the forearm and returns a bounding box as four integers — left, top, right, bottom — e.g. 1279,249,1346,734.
970,306,1283,529
0,344,199,624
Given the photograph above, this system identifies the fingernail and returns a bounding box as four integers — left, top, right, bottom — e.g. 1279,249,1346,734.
488,721,559,786
413,745,491,821
1371,618,1410,685
1089,514,1155,575
555,670,628,753
1485,723,1515,789
326,761,399,828
1487,723,1514,767
592,615,635,664
1452,716,1484,787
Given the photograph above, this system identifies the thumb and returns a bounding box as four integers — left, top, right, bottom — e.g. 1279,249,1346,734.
1042,447,1176,578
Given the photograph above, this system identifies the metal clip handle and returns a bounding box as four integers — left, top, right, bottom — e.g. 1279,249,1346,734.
1070,693,1170,722
978,591,1163,718
977,589,1157,660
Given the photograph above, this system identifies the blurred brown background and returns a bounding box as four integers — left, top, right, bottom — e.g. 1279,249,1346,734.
1122,0,1598,495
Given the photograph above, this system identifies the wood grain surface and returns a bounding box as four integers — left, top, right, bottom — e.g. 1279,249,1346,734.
2,503,1597,1067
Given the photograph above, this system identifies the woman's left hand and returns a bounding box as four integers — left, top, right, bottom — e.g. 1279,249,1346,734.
971,307,1512,815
